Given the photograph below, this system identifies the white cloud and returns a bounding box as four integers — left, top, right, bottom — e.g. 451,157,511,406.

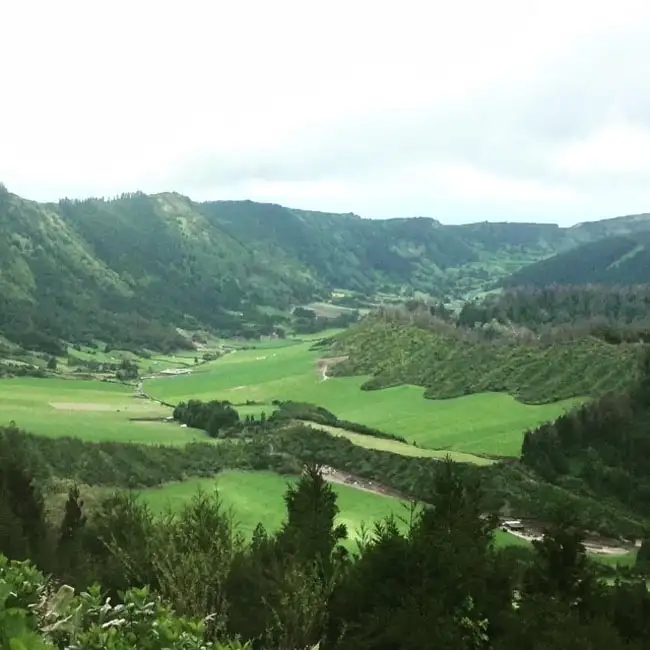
2,0,650,223
553,122,650,177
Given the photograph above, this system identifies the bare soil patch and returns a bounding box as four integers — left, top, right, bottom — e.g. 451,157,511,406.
50,402,115,412
317,356,348,371
321,466,406,500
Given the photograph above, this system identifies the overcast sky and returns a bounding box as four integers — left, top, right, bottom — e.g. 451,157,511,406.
2,0,650,224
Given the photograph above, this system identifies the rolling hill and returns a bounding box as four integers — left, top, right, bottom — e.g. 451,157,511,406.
503,232,650,287
329,312,642,404
2,183,650,351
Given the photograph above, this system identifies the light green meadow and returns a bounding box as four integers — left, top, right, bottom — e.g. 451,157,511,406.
0,376,202,445
146,341,581,458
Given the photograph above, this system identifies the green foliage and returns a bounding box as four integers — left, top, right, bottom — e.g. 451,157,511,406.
4,186,650,353
332,313,639,403
173,400,241,438
0,554,251,649
462,285,650,344
2,446,650,649
503,232,650,287
636,538,650,572
0,424,259,489
115,359,139,381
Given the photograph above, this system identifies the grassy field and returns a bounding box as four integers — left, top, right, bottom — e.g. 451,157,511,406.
141,470,411,542
139,469,521,548
0,377,203,445
146,341,581,457
302,422,496,466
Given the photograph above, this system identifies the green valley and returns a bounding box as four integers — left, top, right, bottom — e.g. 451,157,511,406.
3,187,650,649
145,337,580,458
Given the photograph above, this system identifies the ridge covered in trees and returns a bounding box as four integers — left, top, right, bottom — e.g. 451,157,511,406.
459,285,650,344
502,232,650,287
329,310,642,403
521,349,650,520
3,184,650,352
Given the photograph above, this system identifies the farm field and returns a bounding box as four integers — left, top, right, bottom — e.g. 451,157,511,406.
138,469,522,548
146,341,583,457
0,376,203,445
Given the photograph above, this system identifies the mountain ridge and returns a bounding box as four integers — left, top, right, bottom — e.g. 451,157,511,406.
2,183,650,351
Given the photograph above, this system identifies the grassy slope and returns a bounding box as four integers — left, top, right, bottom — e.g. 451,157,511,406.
332,318,638,404
146,341,580,458
301,422,495,465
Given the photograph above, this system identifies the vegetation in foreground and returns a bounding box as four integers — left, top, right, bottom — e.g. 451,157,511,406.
2,450,650,649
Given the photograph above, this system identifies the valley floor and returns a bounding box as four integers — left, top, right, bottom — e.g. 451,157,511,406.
1,332,637,564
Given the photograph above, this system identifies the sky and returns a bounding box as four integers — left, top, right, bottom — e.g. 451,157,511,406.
2,0,650,225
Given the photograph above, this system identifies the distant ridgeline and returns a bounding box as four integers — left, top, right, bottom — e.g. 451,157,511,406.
2,182,650,352
329,308,644,404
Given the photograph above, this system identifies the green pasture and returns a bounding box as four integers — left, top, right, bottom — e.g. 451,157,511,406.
138,470,523,549
0,376,202,445
146,342,581,457
140,470,411,542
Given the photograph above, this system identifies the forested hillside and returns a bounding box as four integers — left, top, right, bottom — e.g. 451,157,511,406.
460,285,650,343
330,310,642,403
3,183,650,352
522,349,650,521
503,233,650,287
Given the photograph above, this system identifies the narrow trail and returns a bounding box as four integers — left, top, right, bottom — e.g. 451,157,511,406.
317,355,347,382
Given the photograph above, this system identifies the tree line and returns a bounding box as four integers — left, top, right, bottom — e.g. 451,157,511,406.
2,446,650,649
460,285,650,344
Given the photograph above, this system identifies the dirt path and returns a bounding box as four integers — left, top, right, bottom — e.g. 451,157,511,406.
501,524,635,556
320,467,634,557
320,465,406,500
316,356,347,382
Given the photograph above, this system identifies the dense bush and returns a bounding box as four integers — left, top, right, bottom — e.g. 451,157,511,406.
173,400,241,437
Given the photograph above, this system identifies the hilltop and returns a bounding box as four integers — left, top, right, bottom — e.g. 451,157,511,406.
329,310,642,403
2,184,650,352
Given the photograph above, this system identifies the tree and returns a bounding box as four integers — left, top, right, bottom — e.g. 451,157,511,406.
636,537,650,573
57,485,87,585
277,464,347,568
47,356,57,371
522,515,597,613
